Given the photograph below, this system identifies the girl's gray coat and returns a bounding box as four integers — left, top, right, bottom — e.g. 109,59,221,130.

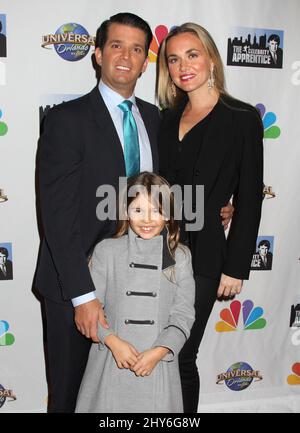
76,228,195,413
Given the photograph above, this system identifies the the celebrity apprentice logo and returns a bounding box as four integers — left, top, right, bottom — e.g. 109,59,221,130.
227,27,284,69
251,236,274,271
42,23,95,61
0,384,16,408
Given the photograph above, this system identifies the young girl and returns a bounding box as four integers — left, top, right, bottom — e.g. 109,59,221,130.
75,172,195,413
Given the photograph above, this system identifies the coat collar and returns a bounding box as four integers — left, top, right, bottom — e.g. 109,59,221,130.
128,226,175,270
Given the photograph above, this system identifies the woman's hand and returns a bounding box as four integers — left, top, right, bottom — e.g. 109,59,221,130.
217,273,243,298
131,347,169,377
104,335,139,369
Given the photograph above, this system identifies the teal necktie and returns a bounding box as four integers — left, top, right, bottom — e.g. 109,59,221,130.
118,100,140,177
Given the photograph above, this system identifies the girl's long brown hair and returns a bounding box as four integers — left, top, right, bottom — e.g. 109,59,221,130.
114,172,180,257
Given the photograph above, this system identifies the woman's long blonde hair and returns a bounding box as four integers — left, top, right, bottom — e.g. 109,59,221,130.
156,22,228,109
115,172,180,257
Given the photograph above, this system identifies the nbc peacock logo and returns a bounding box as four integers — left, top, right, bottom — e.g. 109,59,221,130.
256,103,281,139
0,108,8,136
215,300,267,332
148,25,169,62
0,320,15,346
287,363,300,385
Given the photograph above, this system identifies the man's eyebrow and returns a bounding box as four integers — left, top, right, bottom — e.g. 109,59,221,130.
107,40,144,49
108,39,123,44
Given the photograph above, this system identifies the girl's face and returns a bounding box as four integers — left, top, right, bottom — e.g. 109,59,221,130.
166,32,212,95
128,193,166,240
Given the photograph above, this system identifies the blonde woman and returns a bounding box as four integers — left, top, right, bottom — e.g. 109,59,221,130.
157,23,263,412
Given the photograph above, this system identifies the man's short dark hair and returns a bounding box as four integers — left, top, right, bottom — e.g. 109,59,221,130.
0,247,8,257
258,240,270,249
268,34,280,45
95,12,153,55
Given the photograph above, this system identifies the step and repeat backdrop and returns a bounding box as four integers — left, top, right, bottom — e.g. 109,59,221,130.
0,0,300,412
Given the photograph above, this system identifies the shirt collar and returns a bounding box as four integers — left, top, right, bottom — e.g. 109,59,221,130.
98,80,137,112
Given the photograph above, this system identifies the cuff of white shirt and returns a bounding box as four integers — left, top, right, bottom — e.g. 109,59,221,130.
71,291,96,307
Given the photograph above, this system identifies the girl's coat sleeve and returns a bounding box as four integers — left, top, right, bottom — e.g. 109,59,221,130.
152,248,196,361
90,240,116,344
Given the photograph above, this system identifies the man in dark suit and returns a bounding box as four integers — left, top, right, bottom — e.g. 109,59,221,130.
267,34,283,68
256,239,273,270
0,20,7,58
0,247,13,280
36,12,159,413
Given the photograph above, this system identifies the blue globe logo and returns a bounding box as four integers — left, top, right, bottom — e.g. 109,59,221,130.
225,362,254,391
54,23,92,61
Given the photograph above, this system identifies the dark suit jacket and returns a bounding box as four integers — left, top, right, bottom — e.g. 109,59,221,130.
268,47,283,68
255,252,273,270
36,86,160,303
0,259,13,280
0,33,6,57
159,95,264,280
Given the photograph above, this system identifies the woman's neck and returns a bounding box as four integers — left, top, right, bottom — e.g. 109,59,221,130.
186,87,219,112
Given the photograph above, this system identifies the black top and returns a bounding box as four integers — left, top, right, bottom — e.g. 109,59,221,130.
173,103,217,245
174,104,216,188
158,95,264,280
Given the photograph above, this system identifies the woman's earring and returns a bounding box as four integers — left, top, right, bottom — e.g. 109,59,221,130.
171,81,177,98
208,65,215,89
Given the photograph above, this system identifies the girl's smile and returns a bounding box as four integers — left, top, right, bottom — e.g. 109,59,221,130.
128,194,166,240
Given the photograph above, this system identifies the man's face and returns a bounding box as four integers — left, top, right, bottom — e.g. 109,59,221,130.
95,23,149,97
0,253,7,265
258,245,268,257
268,40,278,53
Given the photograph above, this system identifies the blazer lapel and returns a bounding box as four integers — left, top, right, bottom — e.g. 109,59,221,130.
194,100,233,202
88,87,126,176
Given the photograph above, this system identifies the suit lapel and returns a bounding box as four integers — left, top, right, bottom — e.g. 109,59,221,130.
88,87,158,176
88,87,126,176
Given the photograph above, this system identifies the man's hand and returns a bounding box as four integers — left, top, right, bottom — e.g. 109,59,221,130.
217,273,243,298
105,335,139,369
220,202,234,230
74,298,108,342
131,347,169,377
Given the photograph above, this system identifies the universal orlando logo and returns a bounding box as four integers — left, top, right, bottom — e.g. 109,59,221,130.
42,23,95,62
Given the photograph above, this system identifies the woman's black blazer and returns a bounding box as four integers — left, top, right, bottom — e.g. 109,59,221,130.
158,95,264,280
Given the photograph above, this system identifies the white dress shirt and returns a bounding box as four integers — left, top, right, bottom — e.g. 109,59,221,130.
72,81,153,307
0,264,6,276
